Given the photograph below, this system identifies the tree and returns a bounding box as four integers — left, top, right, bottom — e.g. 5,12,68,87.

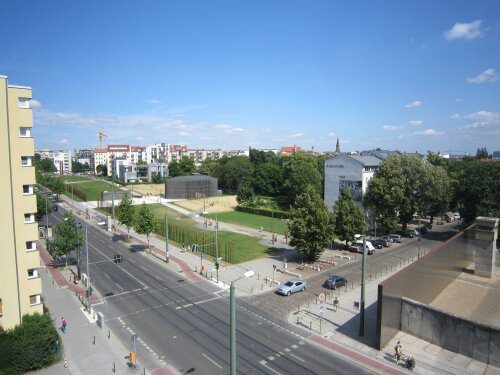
476,147,489,159
252,162,282,197
134,203,158,250
249,148,278,166
236,184,255,205
72,161,86,173
333,188,367,248
168,161,182,177
219,156,254,193
198,158,219,176
281,154,322,205
289,185,335,260
151,173,165,183
179,156,196,175
37,158,56,173
51,178,65,201
48,211,84,265
35,192,52,222
96,164,107,176
116,194,135,240
426,151,447,168
421,164,451,223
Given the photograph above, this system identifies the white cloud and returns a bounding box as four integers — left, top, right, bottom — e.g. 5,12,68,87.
135,136,144,141
383,120,423,131
288,133,303,138
404,100,422,108
327,132,337,138
29,99,42,109
147,99,162,104
467,68,498,83
455,111,500,130
178,131,190,136
451,114,461,119
58,138,69,144
214,124,232,129
383,125,399,131
444,20,483,40
408,120,423,126
398,129,444,139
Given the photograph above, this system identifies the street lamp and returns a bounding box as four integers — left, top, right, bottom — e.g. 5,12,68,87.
354,233,367,336
230,270,254,375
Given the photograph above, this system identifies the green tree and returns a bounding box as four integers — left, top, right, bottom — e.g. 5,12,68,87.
476,147,489,159
168,161,182,177
289,185,335,260
281,154,322,205
179,156,196,175
249,148,278,166
236,184,255,205
426,151,447,168
198,158,219,176
51,178,65,201
72,160,86,173
220,156,254,193
37,158,57,173
333,188,367,248
96,164,107,176
134,203,158,250
116,194,135,240
421,164,451,223
35,192,52,222
48,211,84,265
252,162,282,197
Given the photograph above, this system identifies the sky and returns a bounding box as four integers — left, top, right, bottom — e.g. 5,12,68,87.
1,1,499,154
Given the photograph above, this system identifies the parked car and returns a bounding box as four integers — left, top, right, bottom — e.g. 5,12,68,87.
388,234,403,243
353,240,376,255
275,280,307,296
323,276,347,290
371,239,387,248
375,238,392,247
52,205,58,212
419,226,428,235
406,229,419,237
381,235,394,243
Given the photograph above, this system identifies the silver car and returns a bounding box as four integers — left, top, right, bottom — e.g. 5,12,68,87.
275,280,307,296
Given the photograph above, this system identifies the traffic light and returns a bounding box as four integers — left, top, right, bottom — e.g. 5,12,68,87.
89,286,93,296
215,262,219,270
113,254,123,263
191,244,198,252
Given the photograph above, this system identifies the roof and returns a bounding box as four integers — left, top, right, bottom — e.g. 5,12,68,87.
167,174,216,182
349,155,383,166
95,149,107,153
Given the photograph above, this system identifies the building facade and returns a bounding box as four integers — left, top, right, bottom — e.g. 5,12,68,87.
324,154,383,212
37,149,72,175
0,76,43,329
74,148,95,172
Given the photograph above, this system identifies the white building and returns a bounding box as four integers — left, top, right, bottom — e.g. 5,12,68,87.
37,149,72,175
324,154,383,212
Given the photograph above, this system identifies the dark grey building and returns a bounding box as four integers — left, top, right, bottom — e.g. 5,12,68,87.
165,175,218,199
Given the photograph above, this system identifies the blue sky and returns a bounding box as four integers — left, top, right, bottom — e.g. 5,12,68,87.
1,1,499,154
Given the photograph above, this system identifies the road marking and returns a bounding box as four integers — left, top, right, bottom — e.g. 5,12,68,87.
259,362,282,375
140,265,149,272
175,296,221,309
284,348,290,352
202,353,223,369
291,344,298,349
290,353,305,362
153,274,162,280
268,355,275,361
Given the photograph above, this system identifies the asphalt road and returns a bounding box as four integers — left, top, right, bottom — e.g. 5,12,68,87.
47,209,374,375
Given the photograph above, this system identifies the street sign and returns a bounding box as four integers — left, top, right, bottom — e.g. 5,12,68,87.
200,252,204,258
319,293,325,302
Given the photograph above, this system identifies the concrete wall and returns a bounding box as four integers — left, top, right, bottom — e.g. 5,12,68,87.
401,298,500,366
376,226,477,349
324,155,363,212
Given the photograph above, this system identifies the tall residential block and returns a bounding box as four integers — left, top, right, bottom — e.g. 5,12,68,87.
0,76,43,329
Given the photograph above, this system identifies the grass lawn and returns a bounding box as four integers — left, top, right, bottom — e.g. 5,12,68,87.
57,175,95,183
63,179,121,201
203,211,289,235
101,204,278,263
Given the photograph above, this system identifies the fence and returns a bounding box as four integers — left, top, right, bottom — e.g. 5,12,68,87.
66,184,88,201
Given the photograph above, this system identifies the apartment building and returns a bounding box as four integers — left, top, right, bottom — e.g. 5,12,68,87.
74,148,95,172
0,76,43,329
37,148,72,175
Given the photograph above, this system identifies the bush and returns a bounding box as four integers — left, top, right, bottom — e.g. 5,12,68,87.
0,313,61,374
235,205,292,219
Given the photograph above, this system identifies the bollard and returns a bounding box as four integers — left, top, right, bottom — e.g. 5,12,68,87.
258,274,260,280
93,336,95,345
108,330,111,339
297,304,300,313
320,318,322,334
369,274,372,281
309,321,312,330
113,362,116,373
143,367,146,375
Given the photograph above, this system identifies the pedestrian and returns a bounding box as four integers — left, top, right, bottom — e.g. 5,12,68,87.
60,316,67,333
333,297,339,312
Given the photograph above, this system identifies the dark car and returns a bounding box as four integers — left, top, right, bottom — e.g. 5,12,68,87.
371,239,386,249
375,238,392,247
52,205,58,212
323,276,347,290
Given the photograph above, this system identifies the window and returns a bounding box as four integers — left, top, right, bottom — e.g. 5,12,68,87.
24,213,35,223
23,185,33,195
19,127,31,137
29,294,41,306
18,97,30,108
28,268,39,279
26,241,36,251
21,156,32,166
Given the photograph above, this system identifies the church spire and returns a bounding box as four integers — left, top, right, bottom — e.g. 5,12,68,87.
335,138,340,153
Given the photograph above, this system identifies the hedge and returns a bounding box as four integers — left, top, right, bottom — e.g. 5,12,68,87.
235,205,292,219
0,313,61,374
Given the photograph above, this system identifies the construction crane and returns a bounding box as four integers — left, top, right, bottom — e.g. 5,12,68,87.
97,129,108,149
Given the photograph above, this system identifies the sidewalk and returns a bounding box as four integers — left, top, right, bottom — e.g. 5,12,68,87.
60,195,500,375
39,240,177,375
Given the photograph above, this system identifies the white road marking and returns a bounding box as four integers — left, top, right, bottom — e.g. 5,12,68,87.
153,274,162,280
260,362,282,375
176,296,221,309
290,353,305,362
140,265,149,272
202,353,223,369
291,344,298,349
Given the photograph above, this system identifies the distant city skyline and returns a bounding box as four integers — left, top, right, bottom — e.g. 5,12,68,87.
1,1,498,154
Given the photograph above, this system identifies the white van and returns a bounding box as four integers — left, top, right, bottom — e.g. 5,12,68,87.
354,240,376,254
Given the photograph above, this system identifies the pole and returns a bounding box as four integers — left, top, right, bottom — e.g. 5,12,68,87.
359,235,366,336
418,217,421,258
230,281,236,375
76,225,81,279
111,183,116,229
216,213,219,283
165,213,169,263
86,226,91,313
45,197,50,252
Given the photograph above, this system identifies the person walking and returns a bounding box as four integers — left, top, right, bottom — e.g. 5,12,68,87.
60,317,67,334
333,297,339,312
394,340,403,364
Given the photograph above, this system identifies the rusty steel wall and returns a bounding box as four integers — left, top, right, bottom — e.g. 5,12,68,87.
376,226,479,350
